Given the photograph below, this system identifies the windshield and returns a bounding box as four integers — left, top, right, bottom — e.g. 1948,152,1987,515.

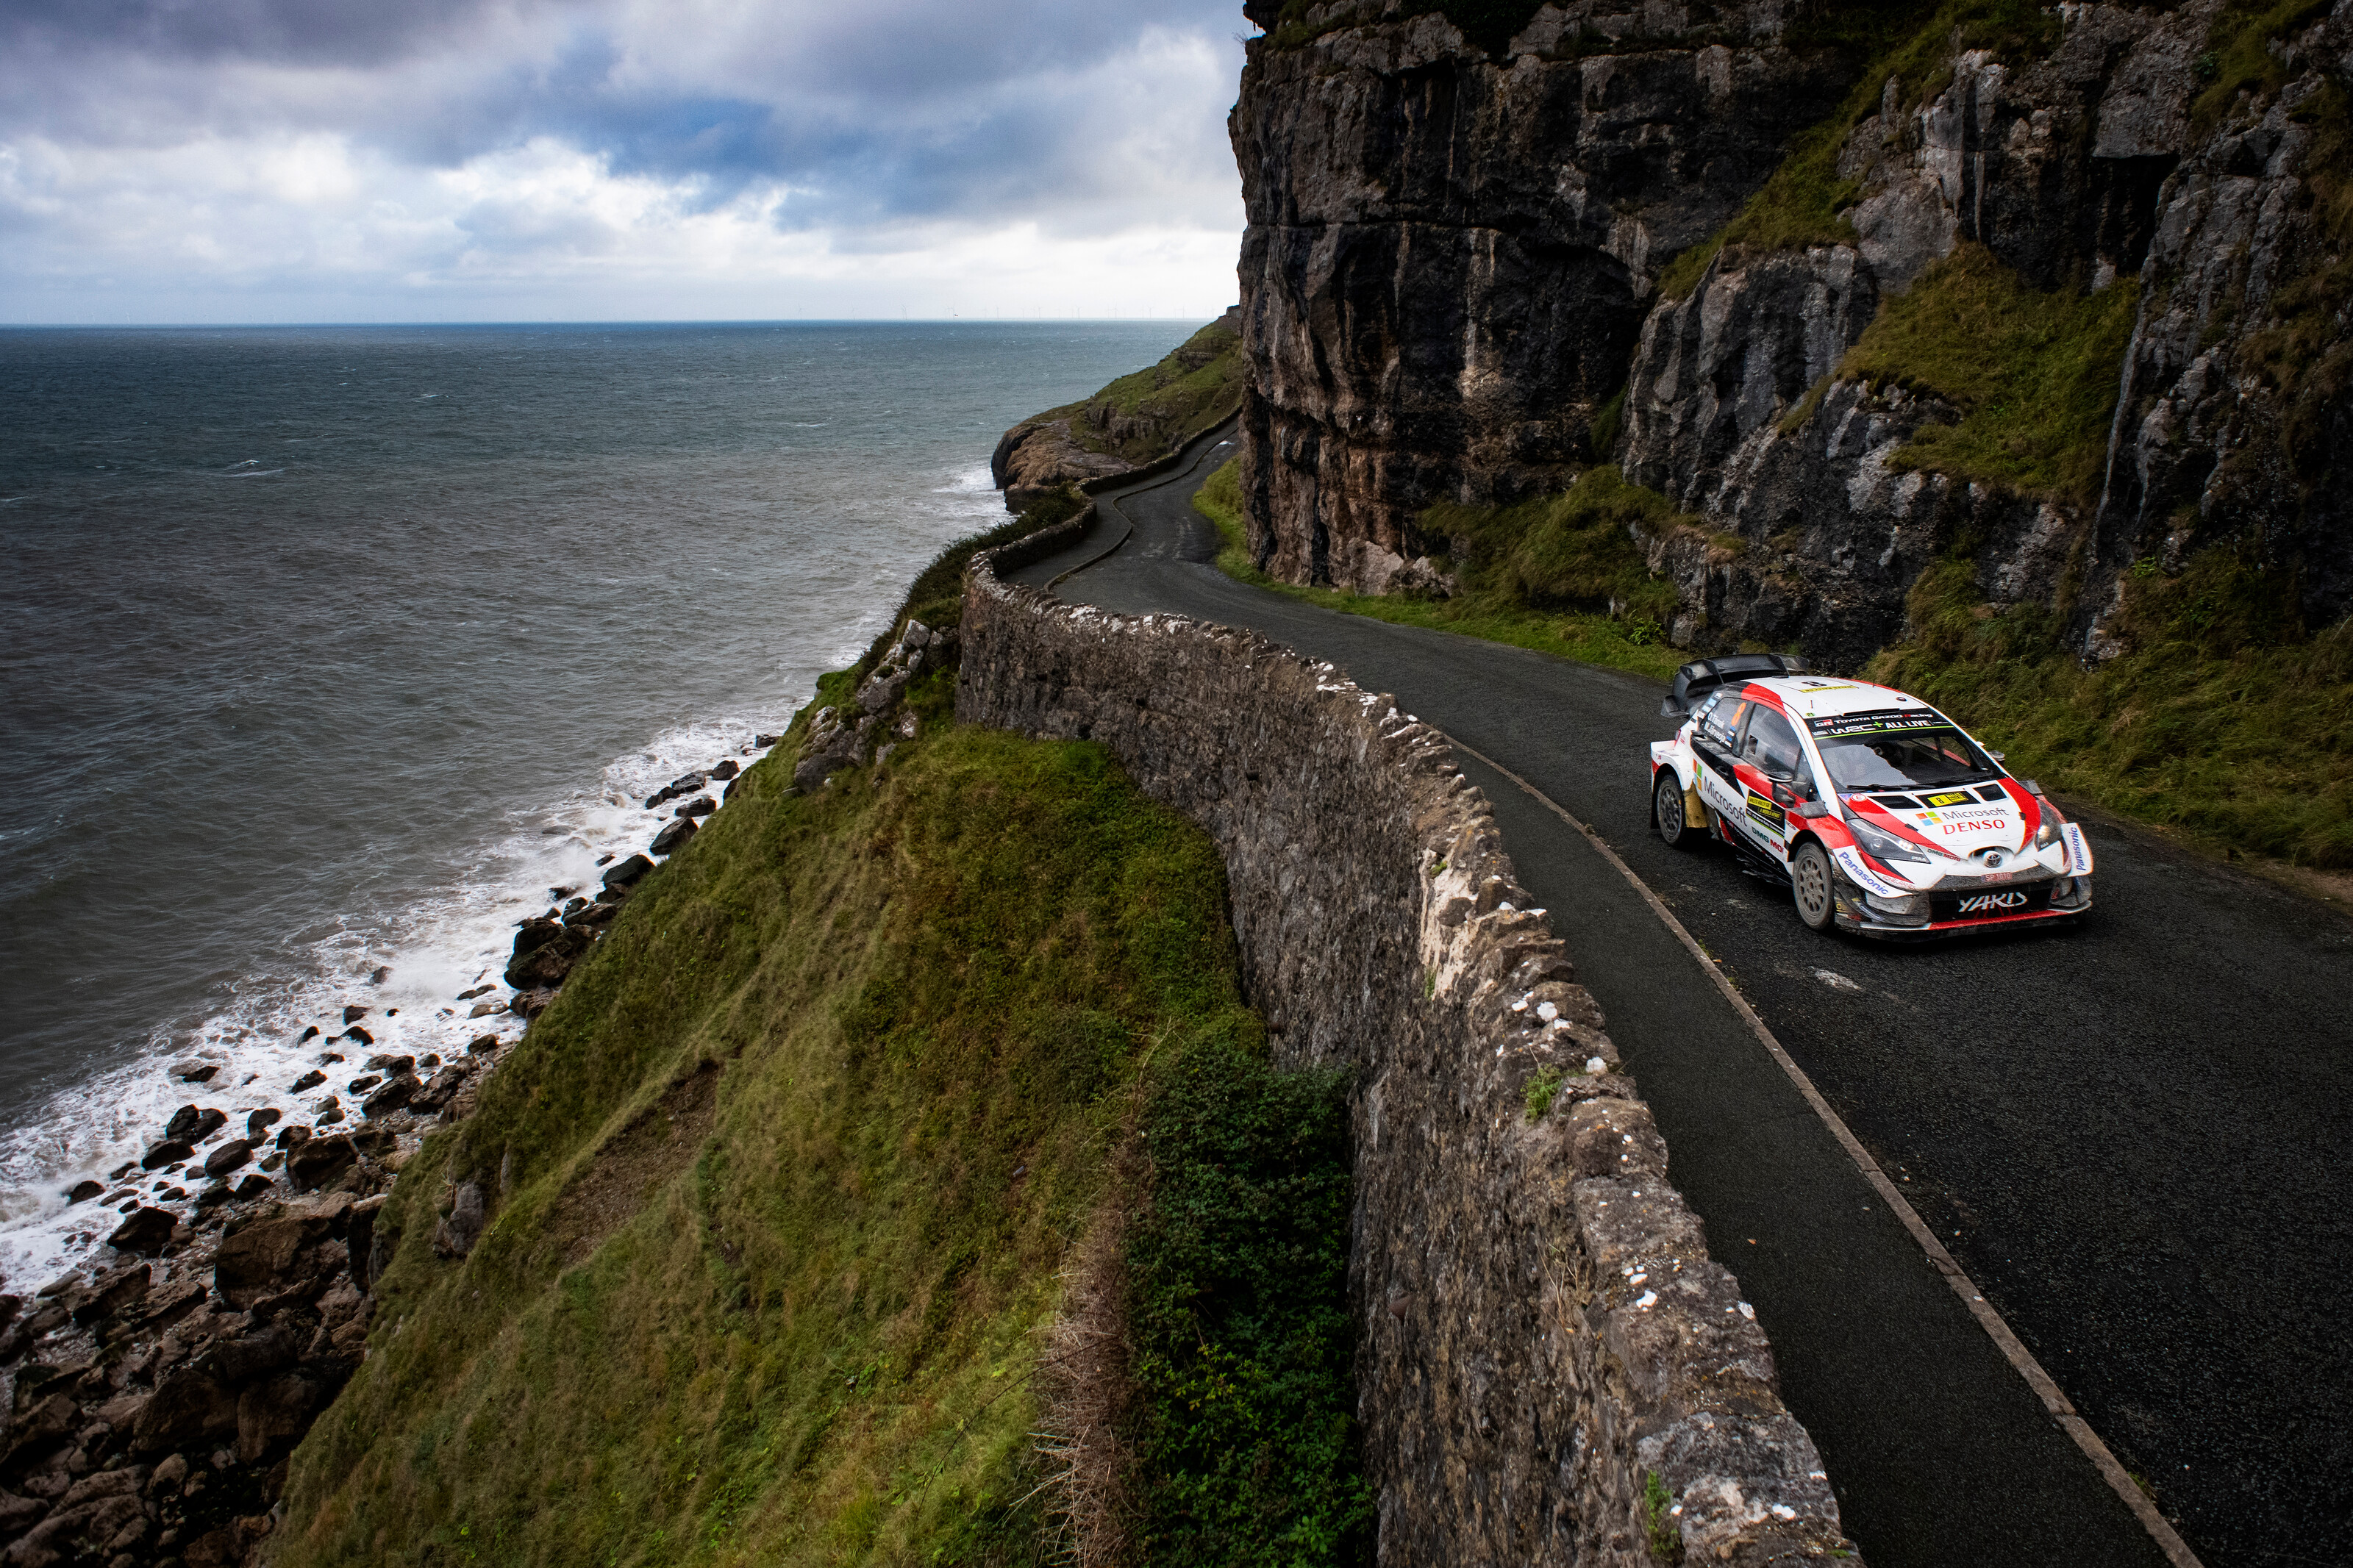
1815,726,1999,790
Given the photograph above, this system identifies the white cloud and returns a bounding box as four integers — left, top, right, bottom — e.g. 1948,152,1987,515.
0,0,1252,322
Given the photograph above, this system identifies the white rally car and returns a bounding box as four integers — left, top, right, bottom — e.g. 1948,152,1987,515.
1647,654,2093,938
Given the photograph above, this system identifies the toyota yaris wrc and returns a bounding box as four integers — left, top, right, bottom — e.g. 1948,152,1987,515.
1647,654,2093,938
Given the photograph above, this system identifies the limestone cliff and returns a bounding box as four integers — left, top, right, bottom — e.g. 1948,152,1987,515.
1232,0,2353,661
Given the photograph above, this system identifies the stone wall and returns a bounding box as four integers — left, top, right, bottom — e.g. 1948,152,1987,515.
957,549,1855,1566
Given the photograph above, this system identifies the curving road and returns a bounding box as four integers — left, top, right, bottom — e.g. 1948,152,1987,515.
1009,427,2353,1568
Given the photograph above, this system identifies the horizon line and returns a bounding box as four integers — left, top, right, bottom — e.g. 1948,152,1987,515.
0,315,1227,330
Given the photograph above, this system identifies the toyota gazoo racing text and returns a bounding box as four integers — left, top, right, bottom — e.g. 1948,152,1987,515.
1646,654,2093,938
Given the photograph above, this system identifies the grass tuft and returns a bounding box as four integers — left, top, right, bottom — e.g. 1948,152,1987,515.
1832,243,2140,504
1655,0,2062,300
1196,459,1693,681
1873,553,2353,867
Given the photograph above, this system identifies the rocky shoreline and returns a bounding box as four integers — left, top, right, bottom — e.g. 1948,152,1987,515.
0,728,787,1568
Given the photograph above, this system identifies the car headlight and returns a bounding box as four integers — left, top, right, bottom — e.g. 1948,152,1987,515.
1848,815,1931,865
2034,815,2062,849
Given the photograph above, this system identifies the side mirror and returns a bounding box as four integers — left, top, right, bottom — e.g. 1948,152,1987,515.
1988,750,2007,763
1769,779,1796,809
1660,696,1687,719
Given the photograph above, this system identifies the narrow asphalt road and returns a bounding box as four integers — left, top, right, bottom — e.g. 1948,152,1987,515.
1009,429,2353,1568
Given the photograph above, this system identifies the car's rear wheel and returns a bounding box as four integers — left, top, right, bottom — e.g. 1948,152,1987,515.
1654,770,1699,848
1791,840,1837,932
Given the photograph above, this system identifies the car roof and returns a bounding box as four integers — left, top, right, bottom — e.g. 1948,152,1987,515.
1738,676,1931,723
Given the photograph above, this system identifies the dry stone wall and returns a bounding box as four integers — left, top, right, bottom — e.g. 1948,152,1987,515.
958,544,1857,1566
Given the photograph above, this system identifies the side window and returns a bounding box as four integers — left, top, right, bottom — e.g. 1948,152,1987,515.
1700,695,1748,751
1744,706,1807,782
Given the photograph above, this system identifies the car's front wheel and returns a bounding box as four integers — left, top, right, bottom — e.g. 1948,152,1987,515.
1791,840,1838,932
1654,769,1699,849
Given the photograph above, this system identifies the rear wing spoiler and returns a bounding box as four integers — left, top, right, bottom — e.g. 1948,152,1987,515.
1658,653,1808,719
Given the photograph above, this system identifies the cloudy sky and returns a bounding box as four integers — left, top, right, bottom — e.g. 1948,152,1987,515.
0,0,1255,323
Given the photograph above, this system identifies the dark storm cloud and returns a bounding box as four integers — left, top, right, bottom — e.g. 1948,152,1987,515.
1,0,1249,231
1,0,497,67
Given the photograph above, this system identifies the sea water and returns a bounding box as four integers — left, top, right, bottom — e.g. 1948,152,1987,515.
0,320,1198,1288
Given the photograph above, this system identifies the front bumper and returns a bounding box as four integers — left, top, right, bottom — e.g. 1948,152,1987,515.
1833,870,2092,939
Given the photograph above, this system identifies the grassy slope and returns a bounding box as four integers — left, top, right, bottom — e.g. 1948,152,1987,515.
1834,243,2140,506
276,712,1251,1567
1191,459,1688,683
1033,318,1246,468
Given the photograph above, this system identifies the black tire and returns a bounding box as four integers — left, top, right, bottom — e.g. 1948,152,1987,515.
1654,769,1699,849
1791,840,1838,932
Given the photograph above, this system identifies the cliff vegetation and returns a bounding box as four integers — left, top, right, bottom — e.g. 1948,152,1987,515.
271,518,1369,1564
1194,458,1688,680
992,312,1246,511
1221,0,2353,870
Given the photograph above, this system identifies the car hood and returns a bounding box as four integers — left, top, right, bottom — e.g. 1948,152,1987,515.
1846,784,2034,862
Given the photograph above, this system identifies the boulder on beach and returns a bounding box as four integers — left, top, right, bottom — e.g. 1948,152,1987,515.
289,1069,326,1093
675,796,717,819
286,1135,357,1192
107,1207,179,1254
649,817,698,856
602,853,654,891
203,1140,254,1178
247,1107,281,1139
343,1006,368,1024
365,1053,415,1075
505,921,590,990
67,1179,104,1203
165,1105,212,1142
361,1074,421,1117
142,1139,195,1171
343,1025,374,1046
173,1059,218,1084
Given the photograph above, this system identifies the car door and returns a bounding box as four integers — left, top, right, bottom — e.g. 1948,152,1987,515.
1690,691,1751,835
1732,703,1810,859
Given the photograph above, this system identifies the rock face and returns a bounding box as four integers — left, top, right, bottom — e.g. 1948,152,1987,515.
1235,0,2353,656
1229,0,1860,590
791,620,951,792
962,532,1854,1566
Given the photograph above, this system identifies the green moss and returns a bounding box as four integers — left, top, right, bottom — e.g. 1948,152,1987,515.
1872,552,2353,867
1830,243,2140,504
1656,0,2061,300
1643,1470,1684,1563
1195,459,1691,681
1523,1066,1566,1122
275,712,1341,1565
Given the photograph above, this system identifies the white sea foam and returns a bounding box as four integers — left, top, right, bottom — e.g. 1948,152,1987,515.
0,706,804,1292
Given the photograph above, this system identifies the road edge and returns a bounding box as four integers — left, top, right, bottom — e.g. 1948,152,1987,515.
1440,732,2207,1568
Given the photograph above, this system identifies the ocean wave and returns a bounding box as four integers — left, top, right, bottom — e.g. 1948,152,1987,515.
935,463,1001,497
0,705,806,1292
